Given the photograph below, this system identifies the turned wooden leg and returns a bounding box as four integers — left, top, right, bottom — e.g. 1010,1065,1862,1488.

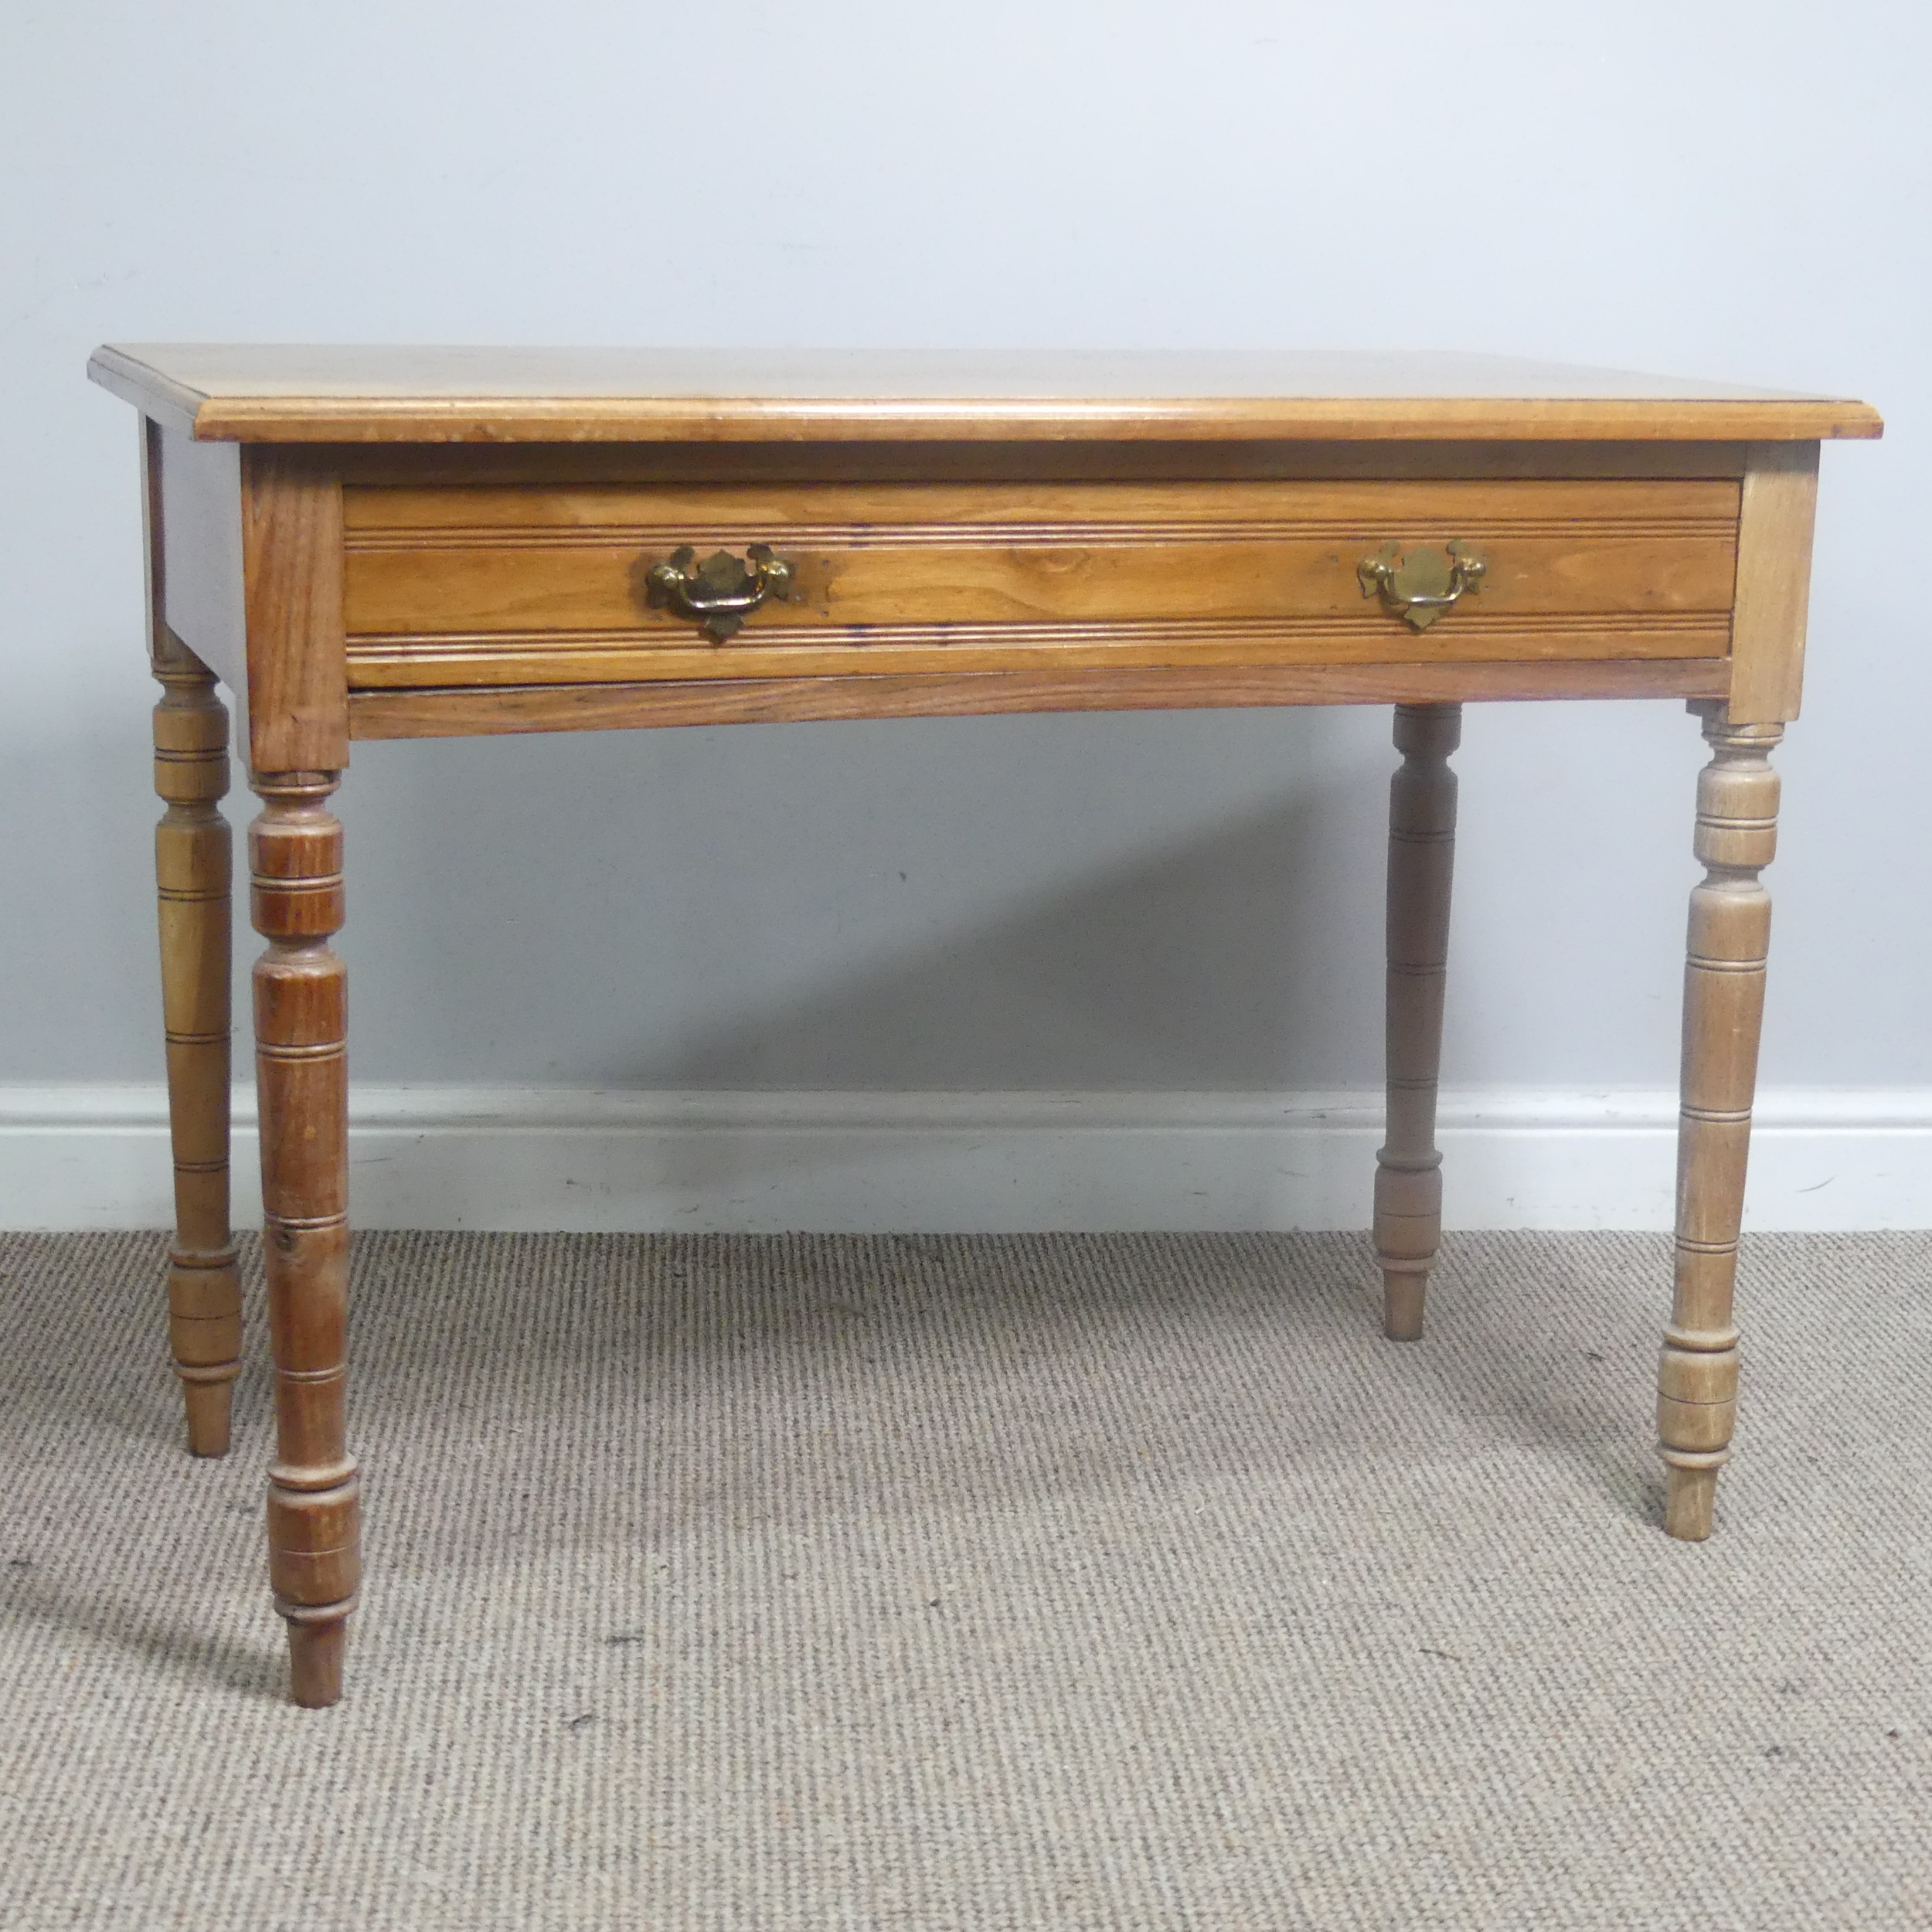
251,770,359,1706
1659,703,1781,1539
1376,702,1461,1341
153,652,242,1455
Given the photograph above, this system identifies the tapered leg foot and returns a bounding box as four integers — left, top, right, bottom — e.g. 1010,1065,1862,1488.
181,1372,236,1458
1375,703,1460,1340
285,1614,349,1708
169,1241,240,1455
1381,1267,1429,1343
1663,1461,1721,1542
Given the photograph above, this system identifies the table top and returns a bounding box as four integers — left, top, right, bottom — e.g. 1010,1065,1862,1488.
89,345,1882,446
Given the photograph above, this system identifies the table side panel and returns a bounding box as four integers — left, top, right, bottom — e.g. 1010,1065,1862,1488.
153,423,247,702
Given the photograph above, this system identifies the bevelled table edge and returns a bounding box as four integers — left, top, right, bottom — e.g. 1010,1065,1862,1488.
87,345,1885,445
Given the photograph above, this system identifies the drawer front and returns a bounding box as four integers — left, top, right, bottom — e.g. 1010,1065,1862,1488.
342,478,1740,688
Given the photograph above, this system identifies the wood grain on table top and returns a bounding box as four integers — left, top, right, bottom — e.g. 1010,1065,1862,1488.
89,345,1883,445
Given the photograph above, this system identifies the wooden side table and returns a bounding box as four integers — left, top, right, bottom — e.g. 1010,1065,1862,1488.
88,346,1881,1706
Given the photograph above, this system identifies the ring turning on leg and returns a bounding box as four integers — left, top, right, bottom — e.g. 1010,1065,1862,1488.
1659,704,1781,1539
153,653,241,1455
251,770,359,1704
1376,703,1461,1341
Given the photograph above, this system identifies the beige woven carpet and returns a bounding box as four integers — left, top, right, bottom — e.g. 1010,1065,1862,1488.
2,1230,1929,1930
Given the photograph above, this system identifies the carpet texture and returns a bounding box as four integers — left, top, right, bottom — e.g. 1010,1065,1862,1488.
1,1229,1928,1930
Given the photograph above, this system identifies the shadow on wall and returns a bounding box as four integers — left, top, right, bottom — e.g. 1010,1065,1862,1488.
340,707,1394,1092
654,790,1378,1090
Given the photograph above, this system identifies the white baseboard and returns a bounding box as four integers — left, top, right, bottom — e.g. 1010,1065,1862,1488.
0,1084,1926,1233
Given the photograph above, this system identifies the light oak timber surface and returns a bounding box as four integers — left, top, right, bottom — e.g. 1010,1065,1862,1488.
240,449,347,772
1659,707,1784,1539
250,771,358,1706
341,477,1739,687
144,421,243,1457
88,342,1879,1706
1726,444,1821,723
150,660,241,1455
344,543,1738,639
89,345,1883,444
344,477,1744,534
331,440,1766,488
143,426,349,769
1376,706,1460,1342
347,660,1732,738
343,623,1731,692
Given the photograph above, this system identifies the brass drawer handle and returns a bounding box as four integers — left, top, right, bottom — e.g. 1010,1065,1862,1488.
644,543,796,641
1358,539,1488,630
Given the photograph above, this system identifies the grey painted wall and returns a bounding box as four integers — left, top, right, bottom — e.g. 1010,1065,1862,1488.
4,1,1926,1094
